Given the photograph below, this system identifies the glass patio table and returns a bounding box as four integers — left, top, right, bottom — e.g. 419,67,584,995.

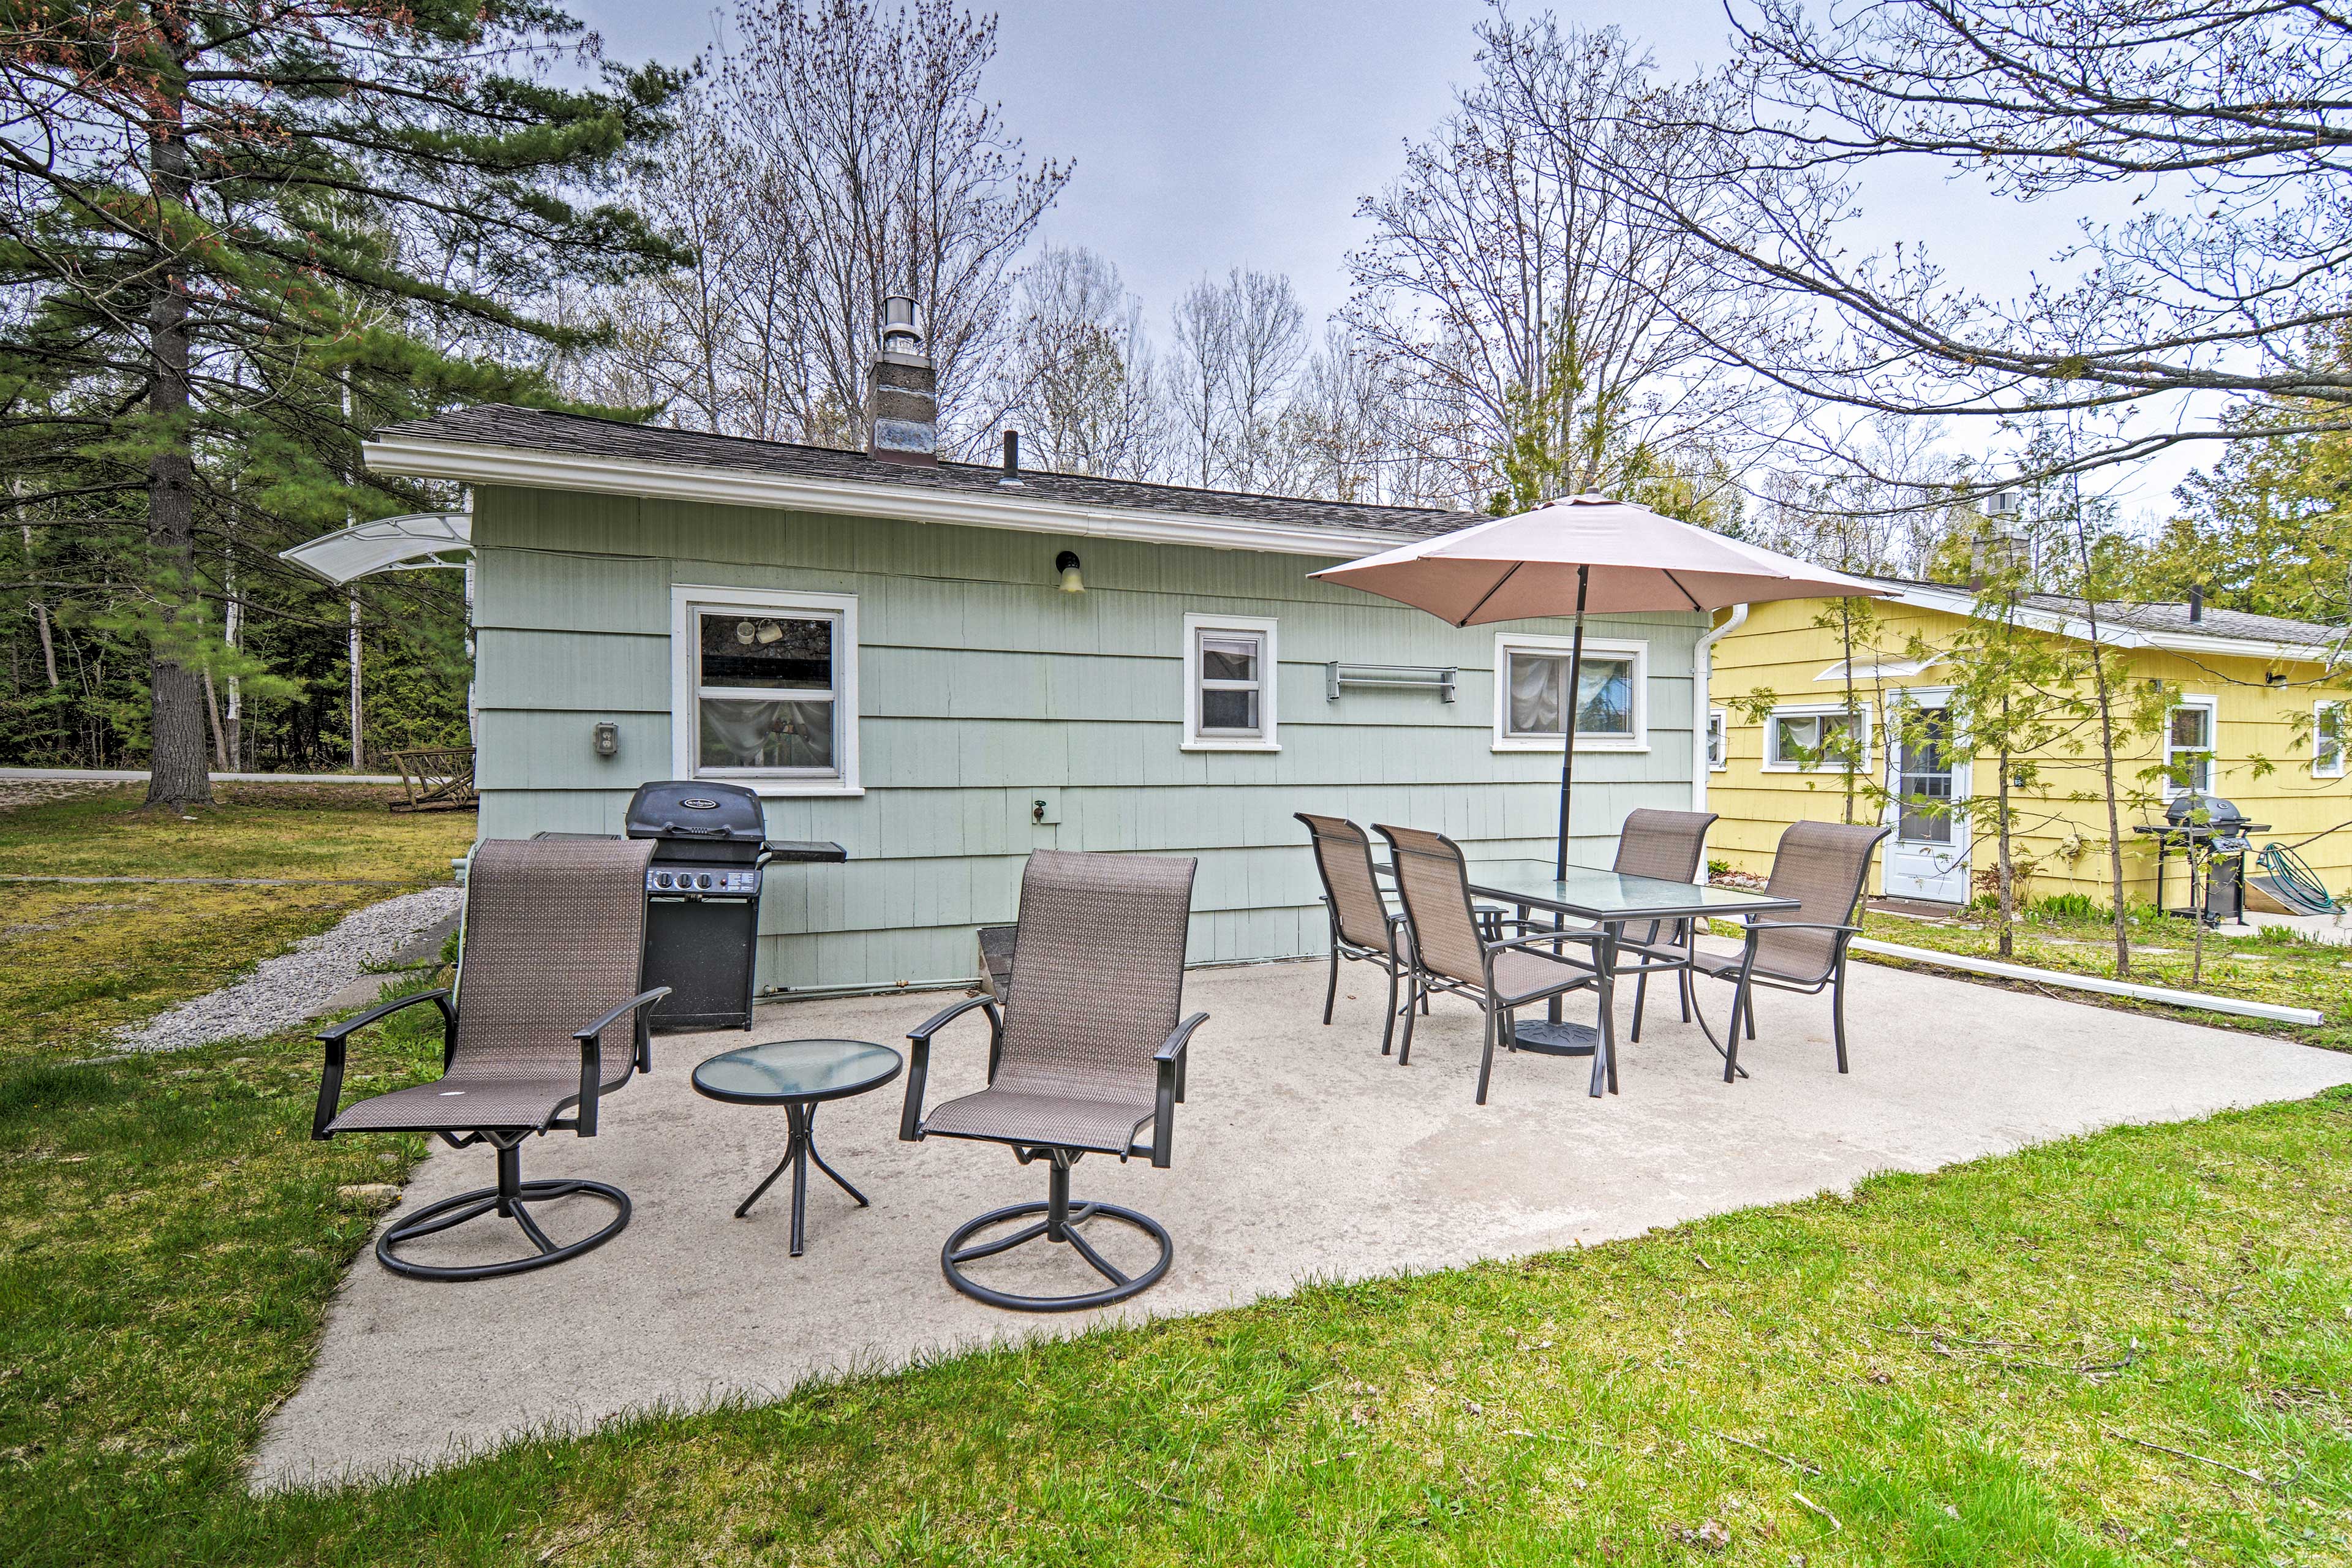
692,1038,903,1256
1384,859,1799,1095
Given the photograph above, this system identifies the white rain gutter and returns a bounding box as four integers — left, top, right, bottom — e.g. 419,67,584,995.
1851,937,2324,1026
1692,603,1747,813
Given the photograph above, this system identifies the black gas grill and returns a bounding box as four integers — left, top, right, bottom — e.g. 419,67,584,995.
624,781,845,1031
2133,793,2268,926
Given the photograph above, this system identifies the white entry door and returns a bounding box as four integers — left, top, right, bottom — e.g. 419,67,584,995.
1883,701,1971,903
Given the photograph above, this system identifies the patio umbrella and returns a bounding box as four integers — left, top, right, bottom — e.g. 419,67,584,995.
1312,494,1890,877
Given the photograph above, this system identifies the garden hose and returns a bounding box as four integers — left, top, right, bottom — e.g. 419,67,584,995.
2256,843,2340,913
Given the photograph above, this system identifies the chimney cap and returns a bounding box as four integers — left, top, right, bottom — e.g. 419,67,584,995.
880,293,922,355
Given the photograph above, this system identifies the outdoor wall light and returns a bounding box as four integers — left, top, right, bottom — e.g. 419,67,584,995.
592,720,619,758
1056,550,1084,594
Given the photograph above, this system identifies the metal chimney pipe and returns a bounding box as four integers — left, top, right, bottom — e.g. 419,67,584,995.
1003,429,1020,477
2188,584,2204,624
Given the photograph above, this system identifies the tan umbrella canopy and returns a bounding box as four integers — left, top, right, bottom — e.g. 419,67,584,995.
1313,494,1891,875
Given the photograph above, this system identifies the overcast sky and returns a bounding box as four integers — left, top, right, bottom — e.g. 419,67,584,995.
566,0,2197,516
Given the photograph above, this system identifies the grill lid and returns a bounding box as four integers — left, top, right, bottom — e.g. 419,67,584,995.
2165,791,2247,827
625,780,766,843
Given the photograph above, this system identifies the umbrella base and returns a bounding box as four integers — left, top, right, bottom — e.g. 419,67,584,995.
1511,1019,1601,1057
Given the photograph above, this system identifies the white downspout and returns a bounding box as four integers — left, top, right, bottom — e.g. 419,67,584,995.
1692,603,1748,812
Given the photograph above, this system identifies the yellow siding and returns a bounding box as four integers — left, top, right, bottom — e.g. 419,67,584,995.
1705,597,2352,905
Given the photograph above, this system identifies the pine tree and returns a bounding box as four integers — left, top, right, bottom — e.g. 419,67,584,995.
0,2,688,803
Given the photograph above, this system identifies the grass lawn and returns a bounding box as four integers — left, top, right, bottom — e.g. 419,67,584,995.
2,797,2348,1565
0,785,470,1066
1841,900,2352,1054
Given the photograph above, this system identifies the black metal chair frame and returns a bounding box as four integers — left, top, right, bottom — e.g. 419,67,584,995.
1295,813,1428,1057
1691,827,1891,1084
900,995,1205,1312
1377,826,1614,1104
311,981,670,1281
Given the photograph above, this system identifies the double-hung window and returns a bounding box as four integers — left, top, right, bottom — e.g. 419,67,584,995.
2315,701,2346,779
1763,704,1868,772
1182,613,1279,750
1706,709,1728,771
671,586,861,794
1491,633,1647,751
2165,696,2217,795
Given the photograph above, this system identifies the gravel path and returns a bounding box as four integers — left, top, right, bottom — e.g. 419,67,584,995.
113,886,464,1052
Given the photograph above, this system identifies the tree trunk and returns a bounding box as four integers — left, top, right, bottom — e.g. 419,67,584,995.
1995,733,2015,958
2082,637,2131,977
141,40,211,809
18,520,56,690
1838,598,1858,824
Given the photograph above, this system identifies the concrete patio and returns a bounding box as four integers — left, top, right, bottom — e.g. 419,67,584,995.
254,951,2352,1491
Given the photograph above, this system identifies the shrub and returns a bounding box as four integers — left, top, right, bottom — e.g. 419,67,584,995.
2034,892,2100,921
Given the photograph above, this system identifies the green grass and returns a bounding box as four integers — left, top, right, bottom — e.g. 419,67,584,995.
1847,902,2352,1053
2,793,2349,1564
0,785,470,1065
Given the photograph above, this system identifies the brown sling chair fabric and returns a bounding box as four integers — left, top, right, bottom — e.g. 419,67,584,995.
1295,812,1419,1055
1374,824,1611,1104
311,838,671,1280
1598,808,1717,1040
901,850,1206,1311
1691,819,1891,1083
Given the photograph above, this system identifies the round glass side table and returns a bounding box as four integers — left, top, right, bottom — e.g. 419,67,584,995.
691,1038,903,1256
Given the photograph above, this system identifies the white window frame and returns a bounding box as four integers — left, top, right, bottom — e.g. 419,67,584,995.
1762,701,1873,774
2164,693,2217,797
2315,699,2346,779
1180,612,1280,752
670,584,862,797
1490,633,1649,753
1706,708,1729,772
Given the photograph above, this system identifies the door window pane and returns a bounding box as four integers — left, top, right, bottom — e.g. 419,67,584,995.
1896,709,1954,844
1506,652,1632,738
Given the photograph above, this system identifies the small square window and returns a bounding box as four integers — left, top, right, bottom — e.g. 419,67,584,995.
1706,709,1728,772
1182,614,1279,750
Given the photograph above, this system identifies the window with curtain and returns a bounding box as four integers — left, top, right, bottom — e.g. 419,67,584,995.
1502,650,1635,740
694,609,840,777
1767,709,1864,771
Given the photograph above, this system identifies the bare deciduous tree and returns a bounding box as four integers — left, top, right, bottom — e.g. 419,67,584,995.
1346,16,1775,511
984,244,1166,478
1628,0,2352,475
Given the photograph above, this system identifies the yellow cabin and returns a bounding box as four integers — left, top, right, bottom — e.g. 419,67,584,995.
1700,580,2351,910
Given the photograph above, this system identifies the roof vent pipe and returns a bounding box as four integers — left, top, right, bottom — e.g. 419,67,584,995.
1000,429,1023,486
2188,584,2204,624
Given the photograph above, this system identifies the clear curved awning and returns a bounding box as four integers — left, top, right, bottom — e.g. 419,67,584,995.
279,511,471,586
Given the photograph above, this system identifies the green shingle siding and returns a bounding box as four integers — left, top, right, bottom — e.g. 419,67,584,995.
470,485,1706,990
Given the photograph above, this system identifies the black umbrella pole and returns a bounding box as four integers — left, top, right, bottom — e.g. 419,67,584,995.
1556,565,1589,881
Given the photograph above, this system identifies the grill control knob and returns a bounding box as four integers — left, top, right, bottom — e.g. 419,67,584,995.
696,872,713,889
655,872,671,889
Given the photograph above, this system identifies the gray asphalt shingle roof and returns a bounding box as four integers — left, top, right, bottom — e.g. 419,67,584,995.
1870,575,2345,653
371,405,1470,540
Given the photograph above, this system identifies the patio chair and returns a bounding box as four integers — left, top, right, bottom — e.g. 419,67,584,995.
1691,820,1891,1083
1375,824,1611,1104
309,839,671,1281
900,850,1205,1312
1295,812,1422,1055
1604,808,1719,1041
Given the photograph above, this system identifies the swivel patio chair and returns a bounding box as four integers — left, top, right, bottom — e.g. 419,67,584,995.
1602,808,1718,1041
1376,824,1611,1104
309,838,671,1281
1691,820,1891,1083
900,850,1205,1312
1296,812,1419,1055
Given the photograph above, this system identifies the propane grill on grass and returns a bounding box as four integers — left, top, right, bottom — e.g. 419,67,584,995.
2133,792,2267,927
